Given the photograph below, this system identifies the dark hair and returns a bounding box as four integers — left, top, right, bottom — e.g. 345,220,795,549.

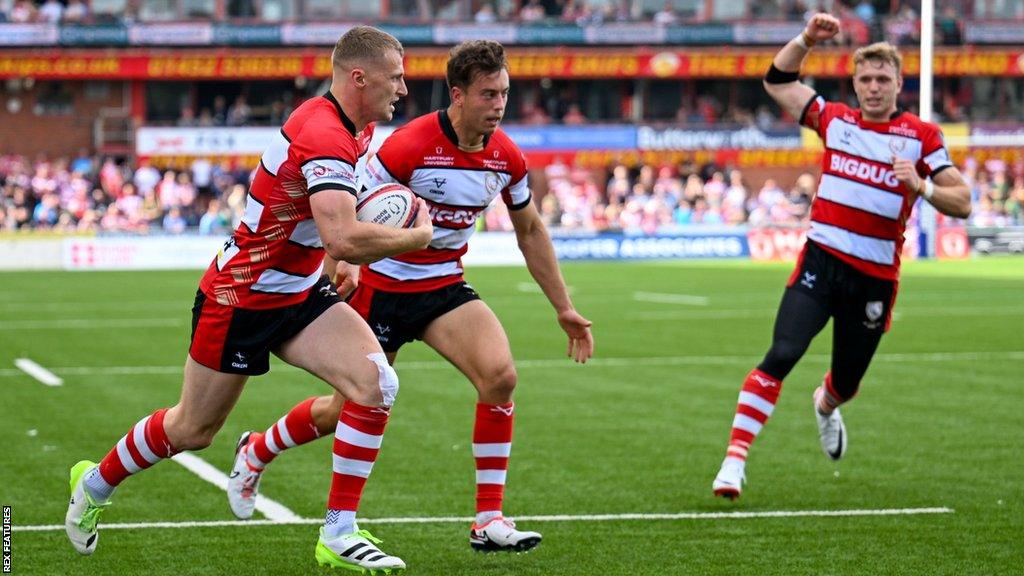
446,40,507,90
333,25,403,71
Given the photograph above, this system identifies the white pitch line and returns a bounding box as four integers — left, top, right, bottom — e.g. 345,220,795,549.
14,358,63,386
170,453,301,522
633,291,709,306
0,318,183,330
11,507,954,533
634,306,1024,321
1,350,1021,379
0,300,182,312
516,282,575,294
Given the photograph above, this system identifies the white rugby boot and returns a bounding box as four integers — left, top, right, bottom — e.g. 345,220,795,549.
712,456,746,500
469,517,542,553
814,386,848,460
227,431,263,519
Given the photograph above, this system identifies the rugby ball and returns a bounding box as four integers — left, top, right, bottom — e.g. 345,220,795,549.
356,183,417,228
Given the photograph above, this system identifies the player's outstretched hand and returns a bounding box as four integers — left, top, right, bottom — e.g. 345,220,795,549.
410,198,434,247
892,156,922,195
557,309,594,364
334,262,360,298
805,13,841,43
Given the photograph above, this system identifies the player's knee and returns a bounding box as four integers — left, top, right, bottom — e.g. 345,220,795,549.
361,352,398,408
763,339,805,375
480,362,517,399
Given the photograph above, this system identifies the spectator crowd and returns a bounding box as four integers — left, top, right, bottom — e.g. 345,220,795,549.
4,151,1021,236
0,152,247,235
0,0,994,48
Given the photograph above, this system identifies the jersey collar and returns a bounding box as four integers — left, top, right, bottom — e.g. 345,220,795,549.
324,91,358,137
439,109,491,149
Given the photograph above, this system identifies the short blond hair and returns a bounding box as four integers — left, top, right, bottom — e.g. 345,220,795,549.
853,42,902,76
332,26,403,71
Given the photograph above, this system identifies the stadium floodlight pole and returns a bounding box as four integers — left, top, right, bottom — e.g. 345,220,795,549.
918,0,938,258
919,0,935,122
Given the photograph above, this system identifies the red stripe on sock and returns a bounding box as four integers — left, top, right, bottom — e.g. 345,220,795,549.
284,397,321,443
340,402,389,435
476,484,504,513
728,428,755,447
328,476,368,511
475,456,509,470
740,369,782,403
331,439,380,463
145,408,176,458
736,403,771,423
473,402,514,443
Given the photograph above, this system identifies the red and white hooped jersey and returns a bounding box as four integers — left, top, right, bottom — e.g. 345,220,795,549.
800,95,953,280
358,110,531,292
199,92,374,309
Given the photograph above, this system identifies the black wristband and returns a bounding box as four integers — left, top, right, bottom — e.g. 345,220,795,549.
765,64,800,84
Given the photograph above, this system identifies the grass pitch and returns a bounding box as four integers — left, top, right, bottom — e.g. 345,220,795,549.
1,257,1021,575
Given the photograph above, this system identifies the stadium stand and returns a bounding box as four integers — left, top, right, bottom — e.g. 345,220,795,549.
3,151,1022,233
1,0,1023,241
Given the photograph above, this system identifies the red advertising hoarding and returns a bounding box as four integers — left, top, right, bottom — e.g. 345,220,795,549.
2,48,1023,80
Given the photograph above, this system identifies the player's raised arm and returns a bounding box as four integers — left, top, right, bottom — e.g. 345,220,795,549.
763,13,841,121
311,189,431,265
892,158,972,218
508,200,594,363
